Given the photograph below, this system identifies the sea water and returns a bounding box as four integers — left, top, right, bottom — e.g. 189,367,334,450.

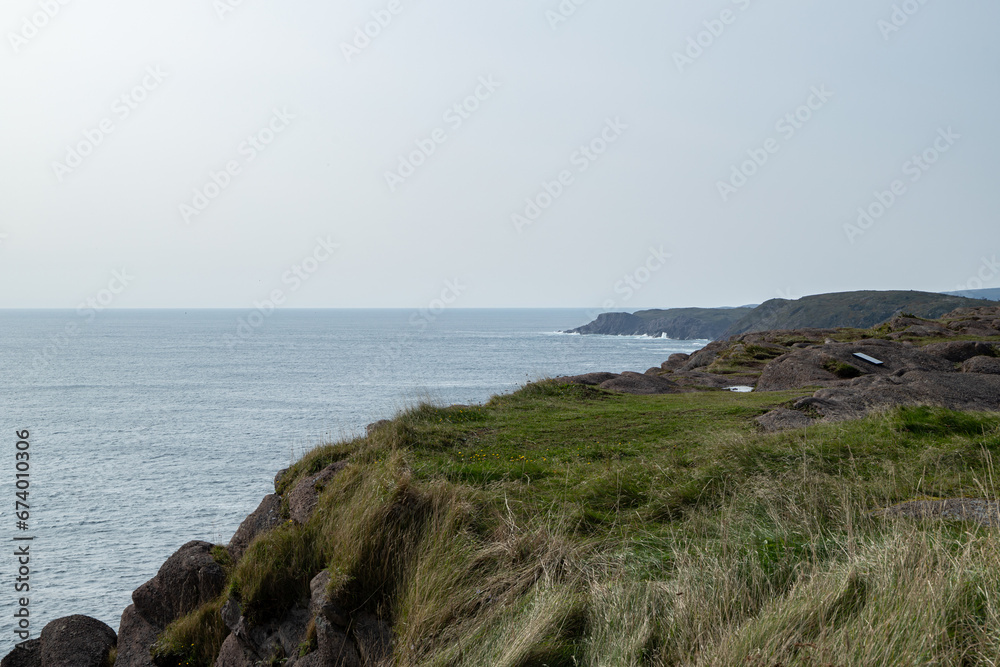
0,309,706,651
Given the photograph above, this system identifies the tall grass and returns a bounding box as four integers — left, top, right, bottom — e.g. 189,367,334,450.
155,391,1000,666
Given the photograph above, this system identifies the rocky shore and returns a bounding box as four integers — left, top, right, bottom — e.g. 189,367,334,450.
556,305,1000,430
5,305,1000,666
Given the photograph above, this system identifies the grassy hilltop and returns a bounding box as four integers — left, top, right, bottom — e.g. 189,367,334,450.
153,372,1000,664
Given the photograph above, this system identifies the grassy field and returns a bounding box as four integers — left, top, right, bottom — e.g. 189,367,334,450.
156,382,1000,666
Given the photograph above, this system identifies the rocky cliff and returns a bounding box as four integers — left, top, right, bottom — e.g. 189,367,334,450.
566,290,996,341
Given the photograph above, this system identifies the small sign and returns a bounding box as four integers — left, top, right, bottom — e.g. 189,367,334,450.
853,352,884,365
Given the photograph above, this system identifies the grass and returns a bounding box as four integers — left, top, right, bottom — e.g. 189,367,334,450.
155,382,1000,666
822,358,862,379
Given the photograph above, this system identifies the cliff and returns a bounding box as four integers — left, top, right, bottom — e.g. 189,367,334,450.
567,290,996,340
564,306,753,339
8,306,1000,666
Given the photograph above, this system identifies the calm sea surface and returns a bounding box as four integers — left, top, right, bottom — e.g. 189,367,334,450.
0,309,706,651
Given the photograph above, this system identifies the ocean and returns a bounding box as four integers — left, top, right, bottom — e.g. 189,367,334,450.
0,309,706,652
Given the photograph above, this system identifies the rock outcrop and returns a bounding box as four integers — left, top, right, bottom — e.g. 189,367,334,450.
228,494,283,562
554,371,679,395
114,605,158,667
964,356,1000,375
288,461,349,524
756,339,954,392
132,541,226,629
0,616,116,667
116,541,228,666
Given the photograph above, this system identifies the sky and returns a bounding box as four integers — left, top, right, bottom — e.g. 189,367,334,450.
1,0,998,310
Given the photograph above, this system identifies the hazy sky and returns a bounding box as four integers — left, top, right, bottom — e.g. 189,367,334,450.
2,0,998,309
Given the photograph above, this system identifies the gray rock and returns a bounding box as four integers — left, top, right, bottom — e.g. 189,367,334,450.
553,372,620,386
214,634,257,667
114,605,158,667
310,571,348,628
756,339,954,392
221,596,242,632
0,640,39,667
599,372,680,395
755,409,816,432
813,371,1000,417
39,615,116,667
963,356,1000,375
288,462,349,524
278,606,311,658
922,341,997,362
228,494,283,561
315,616,361,667
132,540,226,629
679,346,721,371
660,353,690,371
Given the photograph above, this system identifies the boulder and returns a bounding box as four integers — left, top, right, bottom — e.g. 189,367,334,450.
277,606,311,659
670,370,756,390
220,595,304,664
755,409,816,432
288,462,349,524
553,372,620,386
756,339,954,391
228,494,284,561
114,605,159,667
888,323,953,338
310,571,348,628
599,372,680,395
812,371,1000,417
38,615,116,667
964,356,1000,375
679,344,722,371
132,540,226,628
922,341,997,362
0,640,39,667
660,353,690,371
214,634,257,667
314,616,361,667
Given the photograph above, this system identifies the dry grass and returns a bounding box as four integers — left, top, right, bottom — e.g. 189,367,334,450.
154,387,1000,666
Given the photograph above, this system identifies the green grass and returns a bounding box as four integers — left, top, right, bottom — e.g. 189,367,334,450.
822,358,863,379
158,381,1000,666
